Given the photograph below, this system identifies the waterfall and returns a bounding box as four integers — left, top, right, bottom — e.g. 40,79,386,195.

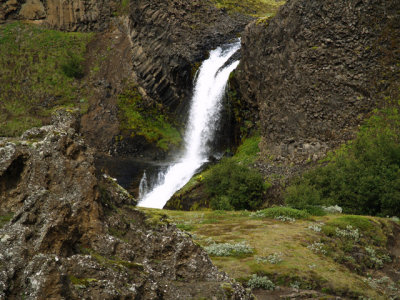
139,40,241,209
138,170,148,199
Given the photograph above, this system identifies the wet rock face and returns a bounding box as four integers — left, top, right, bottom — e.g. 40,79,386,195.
237,0,400,163
0,110,251,299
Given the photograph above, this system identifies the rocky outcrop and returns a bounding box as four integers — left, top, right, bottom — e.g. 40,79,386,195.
0,109,251,299
237,0,400,168
0,0,119,31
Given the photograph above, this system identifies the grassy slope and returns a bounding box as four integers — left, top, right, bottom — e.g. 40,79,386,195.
210,0,285,17
0,21,180,151
0,21,93,136
117,83,182,151
139,208,399,299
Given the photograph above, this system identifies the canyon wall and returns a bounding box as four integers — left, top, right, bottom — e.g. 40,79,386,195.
237,0,400,168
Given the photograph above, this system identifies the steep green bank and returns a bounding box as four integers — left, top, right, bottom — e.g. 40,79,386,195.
0,21,93,136
117,83,182,151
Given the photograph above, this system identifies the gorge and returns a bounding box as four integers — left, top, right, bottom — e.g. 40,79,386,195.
1,0,400,299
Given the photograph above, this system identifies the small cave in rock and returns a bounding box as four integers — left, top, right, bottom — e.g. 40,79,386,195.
0,155,26,195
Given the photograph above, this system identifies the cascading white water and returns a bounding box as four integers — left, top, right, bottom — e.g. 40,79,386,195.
139,41,240,209
138,171,148,199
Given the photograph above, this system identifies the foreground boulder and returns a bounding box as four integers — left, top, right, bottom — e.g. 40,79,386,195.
0,109,251,299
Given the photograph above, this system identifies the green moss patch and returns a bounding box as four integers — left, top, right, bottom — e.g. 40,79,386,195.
117,84,182,151
0,21,93,136
138,208,172,228
80,247,145,273
68,275,98,288
0,213,13,229
232,135,261,165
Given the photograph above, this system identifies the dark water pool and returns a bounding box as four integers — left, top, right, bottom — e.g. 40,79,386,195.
95,156,169,198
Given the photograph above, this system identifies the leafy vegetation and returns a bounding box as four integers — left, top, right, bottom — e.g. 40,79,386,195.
210,0,285,17
204,158,269,210
0,21,93,137
285,107,400,217
68,275,98,288
117,84,182,151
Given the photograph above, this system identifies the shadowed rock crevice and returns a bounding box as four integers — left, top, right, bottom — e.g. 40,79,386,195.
0,155,26,195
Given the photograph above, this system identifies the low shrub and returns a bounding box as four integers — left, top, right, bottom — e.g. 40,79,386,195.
204,159,268,210
204,241,253,257
247,274,275,290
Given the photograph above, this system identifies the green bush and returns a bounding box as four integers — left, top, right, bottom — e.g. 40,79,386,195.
204,159,268,210
61,51,84,79
210,195,234,211
285,108,400,217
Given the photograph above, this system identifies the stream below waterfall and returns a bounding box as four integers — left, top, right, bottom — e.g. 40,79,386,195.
138,40,241,209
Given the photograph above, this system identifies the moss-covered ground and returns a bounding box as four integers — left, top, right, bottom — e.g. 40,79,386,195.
0,21,93,136
139,207,400,299
211,0,285,17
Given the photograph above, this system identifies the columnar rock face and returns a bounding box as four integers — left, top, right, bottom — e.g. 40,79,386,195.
128,0,250,114
0,0,118,31
237,0,400,165
0,110,251,299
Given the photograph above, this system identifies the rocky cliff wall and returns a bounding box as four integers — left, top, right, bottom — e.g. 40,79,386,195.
0,109,251,299
237,0,400,168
